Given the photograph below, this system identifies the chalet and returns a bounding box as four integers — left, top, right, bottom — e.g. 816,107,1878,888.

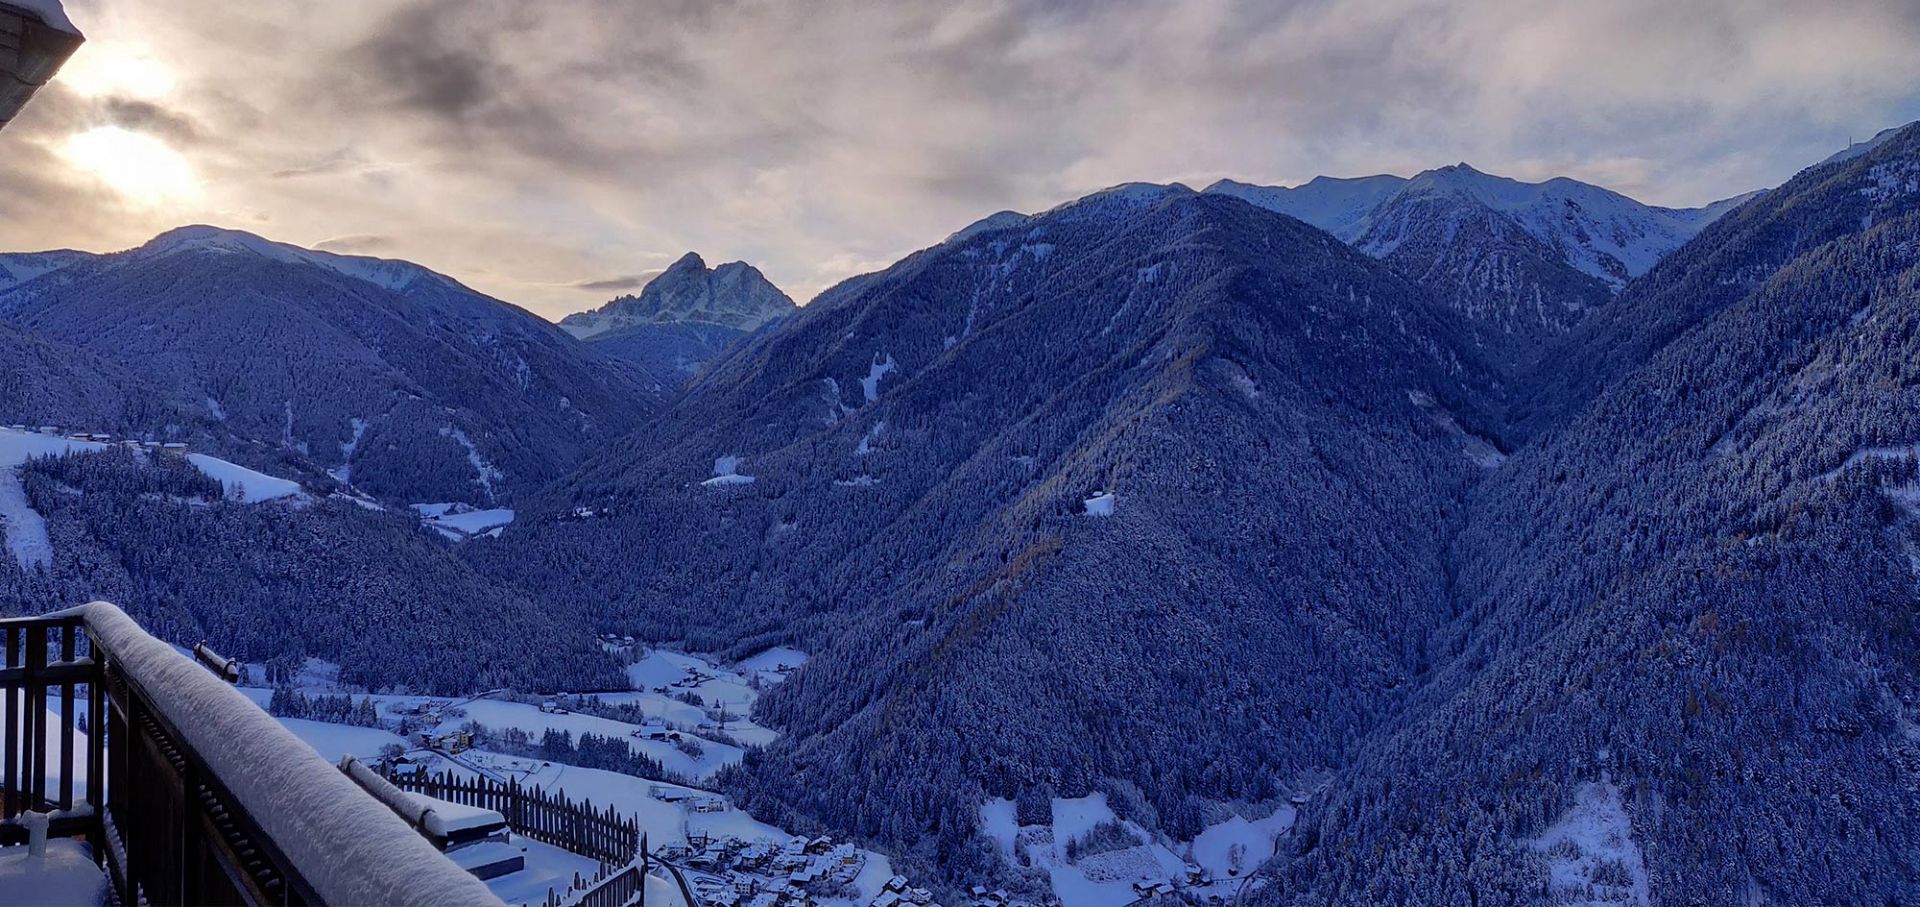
804,835,834,855
649,784,693,803
537,698,568,714
907,887,935,905
884,875,910,893
691,795,727,814
656,841,695,861
635,721,681,741
160,442,189,457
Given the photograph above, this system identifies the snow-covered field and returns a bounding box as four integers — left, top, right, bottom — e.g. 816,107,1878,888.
0,429,105,569
187,453,304,503
411,503,516,540
982,793,1294,907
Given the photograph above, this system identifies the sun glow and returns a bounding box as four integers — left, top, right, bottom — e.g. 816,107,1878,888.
60,126,200,205
57,44,177,99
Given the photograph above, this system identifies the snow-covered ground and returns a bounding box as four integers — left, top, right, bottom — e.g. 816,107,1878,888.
1082,492,1116,517
982,794,1294,907
483,837,602,907
411,503,515,540
0,839,108,907
1527,780,1650,907
186,453,303,503
702,454,755,487
861,354,897,402
0,429,105,569
276,717,409,763
622,647,784,747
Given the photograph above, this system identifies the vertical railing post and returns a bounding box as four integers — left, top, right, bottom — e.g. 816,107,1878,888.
25,622,47,808
58,623,75,811
117,681,139,905
87,632,106,865
4,625,16,822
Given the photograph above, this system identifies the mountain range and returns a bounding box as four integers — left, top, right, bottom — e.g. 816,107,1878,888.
4,122,1918,904
0,225,659,503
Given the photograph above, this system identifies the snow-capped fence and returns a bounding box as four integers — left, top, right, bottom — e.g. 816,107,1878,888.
382,768,644,868
538,857,644,907
2,602,506,906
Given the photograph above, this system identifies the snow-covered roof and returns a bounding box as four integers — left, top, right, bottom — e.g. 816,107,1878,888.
5,0,79,36
56,601,505,907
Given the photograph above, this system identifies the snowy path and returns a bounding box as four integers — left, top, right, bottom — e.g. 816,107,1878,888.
0,468,52,570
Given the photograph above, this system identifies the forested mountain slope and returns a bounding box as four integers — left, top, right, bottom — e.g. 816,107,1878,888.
0,226,657,503
0,319,197,432
0,447,620,693
1509,123,1920,440
482,186,1510,876
1264,122,1920,905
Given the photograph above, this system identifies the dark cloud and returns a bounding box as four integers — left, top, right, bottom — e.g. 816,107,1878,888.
569,272,664,293
97,97,199,144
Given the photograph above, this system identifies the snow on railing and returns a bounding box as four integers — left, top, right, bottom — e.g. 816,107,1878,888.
56,601,507,907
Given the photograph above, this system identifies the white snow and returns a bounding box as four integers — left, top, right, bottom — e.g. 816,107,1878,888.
0,470,52,570
408,792,505,835
205,397,227,422
1083,492,1116,517
6,691,88,796
330,417,368,484
0,429,106,569
277,717,409,763
860,354,897,403
0,427,105,467
441,427,503,503
483,837,600,907
56,601,504,907
1527,780,1650,907
187,453,303,503
737,646,809,674
703,454,755,487
979,794,1194,907
142,226,448,294
0,839,106,907
1189,807,1295,879
411,503,515,540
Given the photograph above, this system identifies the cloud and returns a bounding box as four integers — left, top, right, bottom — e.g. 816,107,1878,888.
569,272,664,293
313,233,396,254
2,0,1917,318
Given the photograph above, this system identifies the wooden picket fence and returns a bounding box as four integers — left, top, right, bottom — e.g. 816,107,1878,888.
540,859,647,907
385,768,643,868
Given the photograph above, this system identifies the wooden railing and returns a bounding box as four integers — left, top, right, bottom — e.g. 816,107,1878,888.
2,602,504,907
385,768,643,868
540,858,646,907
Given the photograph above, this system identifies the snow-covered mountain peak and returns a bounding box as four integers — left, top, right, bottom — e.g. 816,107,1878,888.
131,225,454,293
1206,164,1757,291
559,252,795,338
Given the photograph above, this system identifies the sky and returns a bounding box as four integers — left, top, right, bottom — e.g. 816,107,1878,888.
3,0,1918,320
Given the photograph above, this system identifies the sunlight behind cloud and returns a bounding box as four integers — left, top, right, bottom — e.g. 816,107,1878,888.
56,43,177,99
61,126,199,205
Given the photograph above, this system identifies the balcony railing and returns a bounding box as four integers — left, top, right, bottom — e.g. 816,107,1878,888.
2,601,507,906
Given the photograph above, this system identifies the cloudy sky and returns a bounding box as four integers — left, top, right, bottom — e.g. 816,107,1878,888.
4,0,1918,319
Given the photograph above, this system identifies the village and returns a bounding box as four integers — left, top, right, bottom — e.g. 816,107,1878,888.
237,635,1292,907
